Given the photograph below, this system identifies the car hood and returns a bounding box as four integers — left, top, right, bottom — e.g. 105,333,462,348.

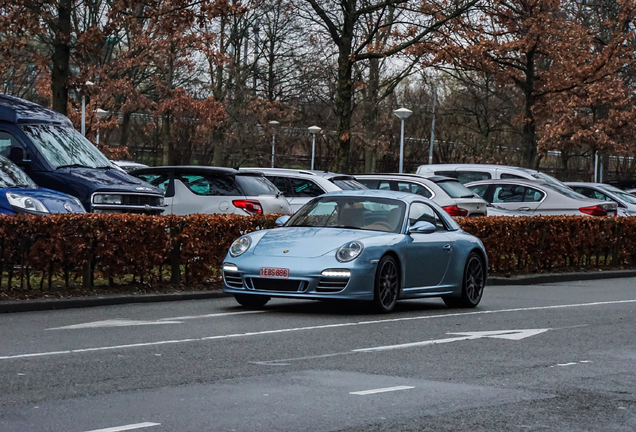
252,227,386,258
53,167,163,194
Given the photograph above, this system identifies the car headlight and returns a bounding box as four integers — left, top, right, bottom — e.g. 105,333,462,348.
336,241,364,262
93,194,123,205
6,193,49,214
71,197,86,213
229,236,252,257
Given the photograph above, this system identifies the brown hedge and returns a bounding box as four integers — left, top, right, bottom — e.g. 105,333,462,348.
0,214,634,291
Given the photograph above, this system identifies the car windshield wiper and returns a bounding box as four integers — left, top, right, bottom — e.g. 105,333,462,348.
56,164,94,169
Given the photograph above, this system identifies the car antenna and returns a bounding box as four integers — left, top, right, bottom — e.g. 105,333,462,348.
234,158,248,170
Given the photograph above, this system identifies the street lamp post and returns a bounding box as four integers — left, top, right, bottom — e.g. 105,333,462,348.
308,126,321,170
394,108,413,173
95,109,108,146
269,120,279,168
81,81,95,137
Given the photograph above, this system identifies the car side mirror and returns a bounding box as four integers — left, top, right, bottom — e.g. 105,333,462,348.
275,215,290,227
408,221,436,234
9,147,29,168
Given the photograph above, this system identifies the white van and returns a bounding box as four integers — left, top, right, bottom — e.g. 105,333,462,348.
416,164,563,186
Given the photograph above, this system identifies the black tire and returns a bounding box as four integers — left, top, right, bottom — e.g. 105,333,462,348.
443,251,485,308
373,255,400,313
234,293,270,308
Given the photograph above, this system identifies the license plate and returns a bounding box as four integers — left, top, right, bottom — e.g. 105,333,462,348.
259,267,289,279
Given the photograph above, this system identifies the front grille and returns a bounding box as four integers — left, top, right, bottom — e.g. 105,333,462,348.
316,277,349,293
224,271,243,288
248,278,303,292
122,195,162,206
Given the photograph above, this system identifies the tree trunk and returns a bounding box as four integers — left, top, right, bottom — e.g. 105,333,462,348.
51,0,72,115
521,51,537,168
334,47,353,173
363,58,380,173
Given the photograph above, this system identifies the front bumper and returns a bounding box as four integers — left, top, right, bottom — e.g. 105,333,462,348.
222,253,378,301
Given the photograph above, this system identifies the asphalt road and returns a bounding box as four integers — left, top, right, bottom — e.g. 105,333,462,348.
1,278,635,432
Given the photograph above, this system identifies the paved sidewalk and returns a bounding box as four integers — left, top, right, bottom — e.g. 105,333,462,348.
1,269,635,313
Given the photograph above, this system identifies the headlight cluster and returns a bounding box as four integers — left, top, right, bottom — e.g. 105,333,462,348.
336,241,363,262
229,236,252,257
93,194,123,205
6,193,49,214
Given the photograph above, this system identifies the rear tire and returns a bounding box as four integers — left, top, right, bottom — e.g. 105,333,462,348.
373,255,400,313
234,293,270,308
443,252,485,308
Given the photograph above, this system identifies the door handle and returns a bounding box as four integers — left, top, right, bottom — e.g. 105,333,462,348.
443,244,452,252
517,207,531,211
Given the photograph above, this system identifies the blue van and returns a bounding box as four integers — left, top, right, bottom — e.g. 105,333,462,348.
0,155,85,215
0,95,164,214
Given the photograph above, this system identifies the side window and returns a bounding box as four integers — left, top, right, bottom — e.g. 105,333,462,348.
357,179,378,189
469,184,489,199
0,131,27,160
456,171,491,184
378,180,391,191
435,171,458,179
266,176,288,194
573,187,611,201
136,173,169,192
408,202,446,231
500,173,526,180
289,178,323,197
524,186,545,202
178,174,240,196
396,182,432,198
492,184,524,203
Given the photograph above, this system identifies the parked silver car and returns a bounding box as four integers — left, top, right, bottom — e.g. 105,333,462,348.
416,163,563,186
566,182,636,216
131,166,292,215
239,168,366,213
354,173,487,217
466,179,617,216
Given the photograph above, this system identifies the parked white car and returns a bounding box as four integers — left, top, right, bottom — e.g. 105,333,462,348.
131,166,292,215
239,168,366,213
354,173,487,217
566,182,636,216
416,163,564,186
466,179,617,216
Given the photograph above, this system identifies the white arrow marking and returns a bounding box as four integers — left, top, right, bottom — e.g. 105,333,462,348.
352,329,549,353
350,386,415,395
83,422,161,432
47,310,264,330
47,319,183,330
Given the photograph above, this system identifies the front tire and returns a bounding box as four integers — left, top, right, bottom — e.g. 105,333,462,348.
443,252,485,308
234,293,270,308
373,255,400,313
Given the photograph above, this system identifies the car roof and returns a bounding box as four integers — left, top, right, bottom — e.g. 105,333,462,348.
417,163,541,174
322,189,426,201
130,166,241,176
465,178,550,186
241,167,355,179
0,94,73,127
354,173,457,183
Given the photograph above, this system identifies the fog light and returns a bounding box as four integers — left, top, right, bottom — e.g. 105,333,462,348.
321,269,351,277
223,263,239,272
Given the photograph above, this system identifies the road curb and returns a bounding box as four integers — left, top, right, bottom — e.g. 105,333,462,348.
2,270,635,313
488,269,636,286
0,291,230,313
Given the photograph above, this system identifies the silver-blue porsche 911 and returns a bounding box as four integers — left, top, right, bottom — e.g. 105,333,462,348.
222,190,487,313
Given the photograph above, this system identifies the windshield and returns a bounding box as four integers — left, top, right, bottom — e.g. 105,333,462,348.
236,174,280,195
542,182,589,199
331,178,368,190
598,184,636,204
287,196,406,233
436,180,479,199
20,124,111,169
0,155,38,188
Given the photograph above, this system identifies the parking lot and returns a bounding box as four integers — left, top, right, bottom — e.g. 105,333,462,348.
1,278,635,432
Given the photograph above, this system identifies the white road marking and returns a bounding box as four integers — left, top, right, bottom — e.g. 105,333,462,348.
352,329,549,353
48,311,265,330
2,299,635,361
82,422,161,432
550,360,592,368
350,385,415,395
